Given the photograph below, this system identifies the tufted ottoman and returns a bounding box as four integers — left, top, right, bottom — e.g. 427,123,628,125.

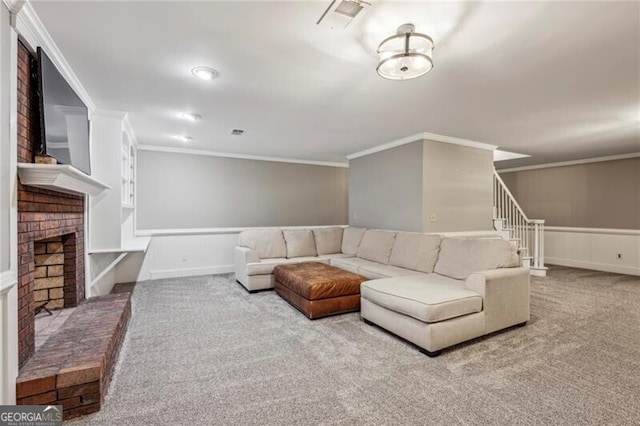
273,262,367,319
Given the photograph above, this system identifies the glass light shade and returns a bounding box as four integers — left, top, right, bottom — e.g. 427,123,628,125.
191,66,218,81
376,25,434,80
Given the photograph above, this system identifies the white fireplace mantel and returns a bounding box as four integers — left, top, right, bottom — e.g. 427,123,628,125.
16,164,111,196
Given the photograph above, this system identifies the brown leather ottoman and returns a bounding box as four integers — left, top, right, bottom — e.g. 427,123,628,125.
273,262,367,319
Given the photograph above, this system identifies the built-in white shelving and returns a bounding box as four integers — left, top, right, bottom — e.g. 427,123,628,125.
88,236,151,254
89,111,139,253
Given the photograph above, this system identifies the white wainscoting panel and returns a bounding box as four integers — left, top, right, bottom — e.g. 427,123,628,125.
545,227,640,276
115,232,240,282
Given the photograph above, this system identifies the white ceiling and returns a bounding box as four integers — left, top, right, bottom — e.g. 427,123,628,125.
31,1,639,168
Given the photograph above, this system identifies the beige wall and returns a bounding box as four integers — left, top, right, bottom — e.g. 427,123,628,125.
423,140,494,232
349,141,424,231
349,139,495,232
500,158,640,229
137,150,348,229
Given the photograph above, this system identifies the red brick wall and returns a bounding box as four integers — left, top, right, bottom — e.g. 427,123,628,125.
17,41,86,367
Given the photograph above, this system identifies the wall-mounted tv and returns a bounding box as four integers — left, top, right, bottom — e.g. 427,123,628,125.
37,47,91,175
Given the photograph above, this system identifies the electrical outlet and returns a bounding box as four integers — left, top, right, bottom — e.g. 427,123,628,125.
429,213,437,223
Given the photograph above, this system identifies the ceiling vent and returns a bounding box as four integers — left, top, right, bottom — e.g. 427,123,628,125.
231,129,245,136
317,0,370,29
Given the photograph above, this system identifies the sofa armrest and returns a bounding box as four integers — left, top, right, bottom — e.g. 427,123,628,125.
234,246,260,285
465,267,530,334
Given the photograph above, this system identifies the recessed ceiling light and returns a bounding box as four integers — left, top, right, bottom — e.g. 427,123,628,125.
180,112,202,122
191,66,218,81
231,129,245,135
176,135,193,142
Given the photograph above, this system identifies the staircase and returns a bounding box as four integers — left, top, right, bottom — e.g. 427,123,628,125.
493,169,547,276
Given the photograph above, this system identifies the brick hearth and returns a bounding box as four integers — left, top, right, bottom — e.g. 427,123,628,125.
16,294,131,420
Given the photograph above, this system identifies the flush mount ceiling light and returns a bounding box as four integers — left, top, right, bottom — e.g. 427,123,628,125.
176,135,193,142
191,66,218,81
376,23,434,81
180,112,201,122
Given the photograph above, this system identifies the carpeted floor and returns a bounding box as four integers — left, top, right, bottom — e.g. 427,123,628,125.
70,266,640,425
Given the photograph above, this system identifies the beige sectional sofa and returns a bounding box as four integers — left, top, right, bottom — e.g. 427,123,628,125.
234,226,530,355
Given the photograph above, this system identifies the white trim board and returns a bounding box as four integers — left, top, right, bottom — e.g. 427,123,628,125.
138,145,349,168
136,225,348,237
13,2,96,114
546,257,640,277
546,227,640,236
497,152,640,173
346,132,497,160
148,265,235,280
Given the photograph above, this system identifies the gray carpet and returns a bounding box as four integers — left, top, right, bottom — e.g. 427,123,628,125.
71,266,640,425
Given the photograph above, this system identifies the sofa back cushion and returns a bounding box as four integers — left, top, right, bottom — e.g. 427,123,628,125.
357,230,397,264
312,227,344,255
238,229,286,259
434,237,520,280
389,232,441,273
341,227,367,255
283,229,317,258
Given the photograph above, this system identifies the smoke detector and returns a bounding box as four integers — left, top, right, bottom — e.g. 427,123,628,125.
317,0,370,29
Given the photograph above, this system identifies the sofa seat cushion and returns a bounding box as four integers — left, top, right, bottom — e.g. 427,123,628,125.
357,230,397,264
361,276,483,323
329,257,380,274
239,229,286,259
246,257,328,276
312,227,344,255
359,263,426,280
389,232,441,273
283,229,317,258
318,253,355,261
434,237,520,280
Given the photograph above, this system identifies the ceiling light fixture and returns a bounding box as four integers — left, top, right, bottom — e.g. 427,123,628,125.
180,112,202,122
176,135,193,142
191,66,218,81
376,23,434,81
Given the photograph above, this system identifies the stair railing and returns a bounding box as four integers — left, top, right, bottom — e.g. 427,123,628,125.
493,169,546,273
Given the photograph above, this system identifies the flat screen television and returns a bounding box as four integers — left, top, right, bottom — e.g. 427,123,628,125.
37,47,91,175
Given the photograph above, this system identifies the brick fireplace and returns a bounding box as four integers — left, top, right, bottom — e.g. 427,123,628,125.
17,40,85,367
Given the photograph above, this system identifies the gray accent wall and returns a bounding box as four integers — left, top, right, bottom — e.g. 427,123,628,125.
349,141,424,231
136,150,348,229
349,139,494,232
499,158,640,229
422,140,494,232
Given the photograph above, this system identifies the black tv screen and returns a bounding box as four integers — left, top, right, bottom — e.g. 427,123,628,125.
37,47,91,175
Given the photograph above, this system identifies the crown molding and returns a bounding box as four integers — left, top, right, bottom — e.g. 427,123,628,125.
346,132,497,160
122,115,138,147
13,1,96,114
497,152,640,173
138,145,350,168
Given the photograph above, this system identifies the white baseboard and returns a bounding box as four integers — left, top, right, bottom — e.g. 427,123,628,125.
148,265,235,280
546,257,640,276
